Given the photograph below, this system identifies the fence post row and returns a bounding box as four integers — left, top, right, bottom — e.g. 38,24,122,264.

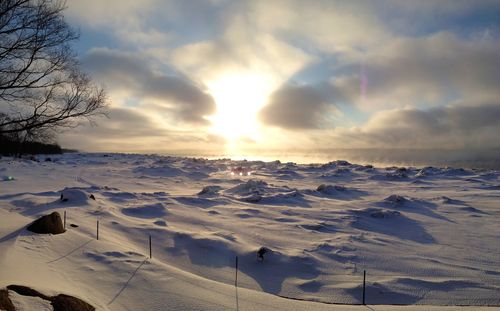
235,256,239,287
149,235,152,259
362,270,366,305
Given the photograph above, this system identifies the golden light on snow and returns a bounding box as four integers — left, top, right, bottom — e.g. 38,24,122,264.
206,71,275,142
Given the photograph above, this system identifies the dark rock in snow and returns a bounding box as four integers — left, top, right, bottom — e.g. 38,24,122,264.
0,289,15,311
7,285,95,311
384,195,408,205
6,285,50,300
257,246,270,261
198,185,222,196
317,184,346,193
52,294,95,311
27,212,65,235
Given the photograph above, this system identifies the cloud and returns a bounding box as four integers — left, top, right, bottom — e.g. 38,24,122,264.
82,48,216,124
66,0,158,31
58,107,227,152
57,107,165,151
170,26,313,86
331,103,500,149
64,0,500,153
250,0,392,55
259,84,337,129
332,32,500,110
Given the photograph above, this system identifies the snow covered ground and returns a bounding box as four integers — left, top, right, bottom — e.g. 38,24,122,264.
0,153,499,310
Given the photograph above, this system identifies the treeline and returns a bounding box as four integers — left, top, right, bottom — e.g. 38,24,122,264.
0,135,62,156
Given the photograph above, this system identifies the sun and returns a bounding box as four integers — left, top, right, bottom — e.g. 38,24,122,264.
206,72,276,142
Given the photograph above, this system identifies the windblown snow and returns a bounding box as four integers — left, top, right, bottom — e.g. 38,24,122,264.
0,153,499,310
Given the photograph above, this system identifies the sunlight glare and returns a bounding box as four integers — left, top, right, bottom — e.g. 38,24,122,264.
207,72,275,142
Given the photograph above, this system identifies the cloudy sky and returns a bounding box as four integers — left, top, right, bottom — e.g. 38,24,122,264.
60,0,500,156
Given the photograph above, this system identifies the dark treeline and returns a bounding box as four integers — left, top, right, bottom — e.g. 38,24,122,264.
0,135,62,156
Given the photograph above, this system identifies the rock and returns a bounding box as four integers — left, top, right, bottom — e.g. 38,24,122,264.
52,294,95,311
27,212,65,235
257,246,270,261
6,285,50,300
6,285,95,311
317,184,347,194
198,185,222,196
384,194,407,204
0,289,15,311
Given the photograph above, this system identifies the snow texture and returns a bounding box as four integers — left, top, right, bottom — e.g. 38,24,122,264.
0,153,499,310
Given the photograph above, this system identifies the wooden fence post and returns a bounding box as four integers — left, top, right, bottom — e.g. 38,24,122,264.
362,270,366,305
96,220,99,240
149,235,152,259
235,256,239,287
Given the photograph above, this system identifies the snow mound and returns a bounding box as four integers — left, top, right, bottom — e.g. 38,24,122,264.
306,184,366,200
381,195,437,210
370,167,410,180
320,160,351,169
61,188,90,203
197,185,223,196
415,166,472,178
298,222,337,233
273,169,303,180
169,232,236,268
350,208,435,243
225,179,268,196
121,203,168,218
307,242,357,263
317,184,347,193
101,191,137,202
351,207,401,219
383,194,408,205
435,196,464,205
415,166,441,177
369,209,402,219
224,179,306,205
133,164,208,179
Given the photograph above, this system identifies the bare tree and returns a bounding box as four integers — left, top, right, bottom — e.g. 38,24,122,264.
0,0,106,139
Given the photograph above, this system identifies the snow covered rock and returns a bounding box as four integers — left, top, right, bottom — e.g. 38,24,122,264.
60,188,89,203
384,194,408,205
6,285,95,311
197,185,223,196
316,184,346,194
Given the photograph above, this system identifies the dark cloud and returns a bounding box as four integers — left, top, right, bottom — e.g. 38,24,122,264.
258,84,334,129
73,107,166,139
349,103,500,149
82,48,216,124
57,107,166,151
58,107,227,152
